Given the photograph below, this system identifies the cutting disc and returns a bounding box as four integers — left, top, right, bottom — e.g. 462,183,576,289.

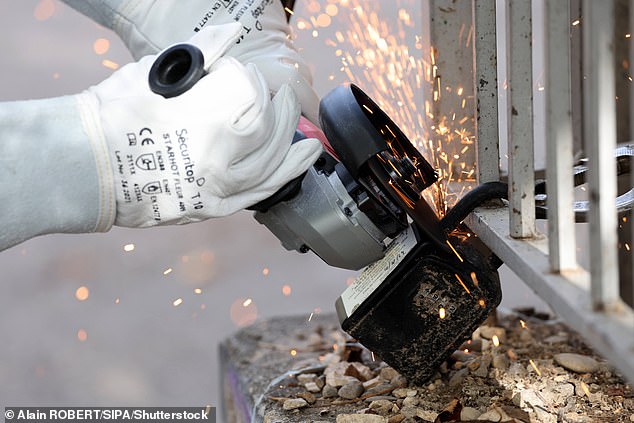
320,84,448,248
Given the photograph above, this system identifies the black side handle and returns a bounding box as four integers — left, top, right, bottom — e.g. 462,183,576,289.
149,44,205,98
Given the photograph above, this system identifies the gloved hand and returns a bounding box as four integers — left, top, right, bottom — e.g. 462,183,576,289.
86,22,322,227
61,0,320,124
0,22,321,251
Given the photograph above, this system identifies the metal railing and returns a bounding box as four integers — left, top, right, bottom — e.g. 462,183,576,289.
422,0,634,383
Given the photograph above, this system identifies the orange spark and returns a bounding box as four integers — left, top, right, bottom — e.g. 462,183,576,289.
529,359,542,376
455,273,471,295
75,286,89,301
447,240,464,262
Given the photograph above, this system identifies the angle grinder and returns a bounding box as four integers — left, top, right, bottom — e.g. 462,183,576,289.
148,42,503,384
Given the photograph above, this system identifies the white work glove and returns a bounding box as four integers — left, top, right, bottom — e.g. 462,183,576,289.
87,23,322,227
61,0,320,124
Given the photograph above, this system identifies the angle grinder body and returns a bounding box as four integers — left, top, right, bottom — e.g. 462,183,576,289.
252,84,502,384
147,44,502,384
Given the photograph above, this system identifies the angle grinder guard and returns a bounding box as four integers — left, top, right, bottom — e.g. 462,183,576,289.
320,84,448,249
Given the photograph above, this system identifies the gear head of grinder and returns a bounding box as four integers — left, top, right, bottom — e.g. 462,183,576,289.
252,83,502,384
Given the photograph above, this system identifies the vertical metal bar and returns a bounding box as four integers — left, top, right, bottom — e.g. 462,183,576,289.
506,0,536,238
472,0,500,185
427,0,476,177
582,0,620,309
614,0,631,304
627,0,634,308
543,0,577,271
570,0,584,157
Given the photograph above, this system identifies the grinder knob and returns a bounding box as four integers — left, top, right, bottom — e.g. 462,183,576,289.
148,44,205,98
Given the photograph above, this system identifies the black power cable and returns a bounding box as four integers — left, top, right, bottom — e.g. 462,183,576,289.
440,181,508,232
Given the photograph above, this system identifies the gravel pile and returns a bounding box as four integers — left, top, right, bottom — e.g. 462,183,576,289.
221,310,633,422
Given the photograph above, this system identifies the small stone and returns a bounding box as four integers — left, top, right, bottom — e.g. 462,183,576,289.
544,334,568,344
499,405,530,422
473,355,492,378
508,362,527,377
477,408,501,421
391,374,408,388
519,330,533,342
570,379,590,398
399,406,418,419
392,388,410,398
364,395,397,403
329,374,360,387
492,353,510,370
345,362,375,381
468,360,481,372
460,338,483,352
363,376,382,390
322,384,338,398
554,382,575,398
305,381,321,393
326,361,361,387
564,412,594,423
379,367,400,381
369,399,394,415
479,326,507,342
365,383,395,397
493,406,512,422
336,414,388,423
387,415,405,423
416,409,437,421
338,380,364,399
449,368,469,387
506,349,518,361
533,407,556,423
451,349,474,362
282,398,308,411
460,406,481,421
512,389,544,409
297,373,316,384
297,391,316,404
629,413,634,422
554,353,599,373
402,397,419,407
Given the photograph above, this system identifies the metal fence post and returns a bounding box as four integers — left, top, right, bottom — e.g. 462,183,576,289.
472,0,500,185
543,0,577,271
505,0,537,238
582,0,620,310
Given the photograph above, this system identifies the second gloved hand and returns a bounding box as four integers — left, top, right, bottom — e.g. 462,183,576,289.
61,0,320,124
82,22,322,227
